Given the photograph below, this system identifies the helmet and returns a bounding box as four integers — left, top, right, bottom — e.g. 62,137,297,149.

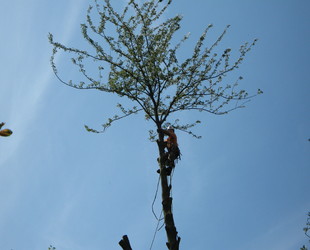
167,125,173,130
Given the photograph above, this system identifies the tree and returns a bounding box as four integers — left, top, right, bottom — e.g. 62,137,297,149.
48,0,260,249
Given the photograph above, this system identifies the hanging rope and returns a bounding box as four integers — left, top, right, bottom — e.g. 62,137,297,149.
150,174,164,250
151,175,161,220
157,168,176,231
150,209,163,250
150,159,177,249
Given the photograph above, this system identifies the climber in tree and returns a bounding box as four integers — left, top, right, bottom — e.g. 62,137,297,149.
158,126,180,175
0,122,13,137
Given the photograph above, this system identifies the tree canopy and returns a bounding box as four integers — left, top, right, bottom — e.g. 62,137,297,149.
49,0,260,137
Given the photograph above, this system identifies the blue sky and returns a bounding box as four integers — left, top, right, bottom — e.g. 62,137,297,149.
0,0,309,250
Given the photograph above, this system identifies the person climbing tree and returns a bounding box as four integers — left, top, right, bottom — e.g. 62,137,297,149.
158,126,180,175
0,122,13,137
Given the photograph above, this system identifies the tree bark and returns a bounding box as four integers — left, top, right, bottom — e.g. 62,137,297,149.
157,132,181,250
118,132,181,250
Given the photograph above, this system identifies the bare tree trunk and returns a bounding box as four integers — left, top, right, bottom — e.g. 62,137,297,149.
118,132,181,250
157,132,181,250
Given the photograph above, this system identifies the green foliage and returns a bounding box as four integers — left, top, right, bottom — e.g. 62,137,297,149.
49,0,260,137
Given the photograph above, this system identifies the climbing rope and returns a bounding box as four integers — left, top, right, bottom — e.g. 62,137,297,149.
150,166,176,249
150,174,163,249
150,209,163,250
151,175,161,220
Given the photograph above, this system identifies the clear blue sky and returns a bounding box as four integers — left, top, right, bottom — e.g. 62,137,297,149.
0,0,309,249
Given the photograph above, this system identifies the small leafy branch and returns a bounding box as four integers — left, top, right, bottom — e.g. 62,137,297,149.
301,212,310,250
304,212,310,238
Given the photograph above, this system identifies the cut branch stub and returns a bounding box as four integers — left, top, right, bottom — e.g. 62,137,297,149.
119,235,133,250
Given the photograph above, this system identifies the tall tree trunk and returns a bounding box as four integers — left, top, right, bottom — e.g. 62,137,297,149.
157,132,181,250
